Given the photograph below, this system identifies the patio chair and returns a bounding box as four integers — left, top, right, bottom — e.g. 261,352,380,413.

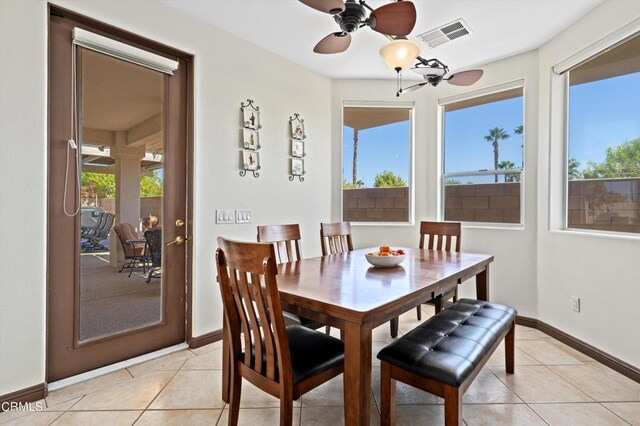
81,211,107,238
216,237,344,426
416,221,462,320
257,224,330,334
144,229,162,283
81,212,115,252
113,223,148,277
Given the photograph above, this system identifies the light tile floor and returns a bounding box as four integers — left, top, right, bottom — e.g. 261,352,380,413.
2,306,639,425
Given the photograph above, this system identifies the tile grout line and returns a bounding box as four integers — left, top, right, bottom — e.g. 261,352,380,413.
540,364,597,402
132,367,184,425
214,403,227,426
600,402,633,425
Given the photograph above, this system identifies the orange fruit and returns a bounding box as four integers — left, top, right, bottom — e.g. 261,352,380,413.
379,245,392,253
379,252,391,256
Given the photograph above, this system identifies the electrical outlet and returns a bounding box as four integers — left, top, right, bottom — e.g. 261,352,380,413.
216,209,235,224
236,209,253,224
571,296,580,312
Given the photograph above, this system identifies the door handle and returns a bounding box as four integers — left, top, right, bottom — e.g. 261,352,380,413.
166,236,187,246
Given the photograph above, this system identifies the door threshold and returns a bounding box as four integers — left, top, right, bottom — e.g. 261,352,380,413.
47,342,189,392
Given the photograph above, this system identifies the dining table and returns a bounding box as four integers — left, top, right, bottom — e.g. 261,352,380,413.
221,247,493,425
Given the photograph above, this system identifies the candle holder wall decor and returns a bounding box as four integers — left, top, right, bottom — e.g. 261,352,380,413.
289,113,306,182
240,99,262,178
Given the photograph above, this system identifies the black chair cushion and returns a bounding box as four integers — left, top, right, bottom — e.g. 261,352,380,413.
377,299,516,387
287,325,344,384
282,312,325,330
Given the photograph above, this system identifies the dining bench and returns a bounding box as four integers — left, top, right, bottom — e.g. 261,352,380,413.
377,299,516,426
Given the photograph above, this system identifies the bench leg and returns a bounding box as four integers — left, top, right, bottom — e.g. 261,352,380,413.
505,319,515,374
389,317,399,338
416,305,422,320
380,362,396,426
443,384,462,426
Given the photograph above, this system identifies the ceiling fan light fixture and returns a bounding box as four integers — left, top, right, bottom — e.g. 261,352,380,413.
411,63,446,77
379,39,420,72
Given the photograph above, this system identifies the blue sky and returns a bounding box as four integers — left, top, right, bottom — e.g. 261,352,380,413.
343,121,410,187
343,72,639,186
569,72,640,167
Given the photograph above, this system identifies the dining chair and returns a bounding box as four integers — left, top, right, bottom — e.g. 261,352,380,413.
257,224,329,334
416,221,462,320
257,224,302,263
320,222,353,255
216,237,345,426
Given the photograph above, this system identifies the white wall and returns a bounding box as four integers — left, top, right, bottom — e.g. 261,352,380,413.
536,0,640,366
0,0,331,395
331,50,540,317
0,0,48,398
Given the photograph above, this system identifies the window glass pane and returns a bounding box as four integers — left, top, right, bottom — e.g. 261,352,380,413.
442,89,524,224
567,35,640,234
342,106,411,223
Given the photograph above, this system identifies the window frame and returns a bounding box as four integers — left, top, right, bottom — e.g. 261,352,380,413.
555,28,640,238
340,100,416,226
438,79,526,228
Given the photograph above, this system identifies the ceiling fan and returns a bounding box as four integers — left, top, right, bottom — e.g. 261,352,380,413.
299,0,417,54
397,57,484,96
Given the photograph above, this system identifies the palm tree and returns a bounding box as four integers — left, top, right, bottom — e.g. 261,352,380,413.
498,160,518,182
352,129,359,187
484,128,511,182
514,125,524,167
568,158,582,180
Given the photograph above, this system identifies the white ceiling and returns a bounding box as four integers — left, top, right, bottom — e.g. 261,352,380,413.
161,0,604,80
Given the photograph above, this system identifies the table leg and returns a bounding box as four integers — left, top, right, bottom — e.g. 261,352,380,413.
476,264,490,301
343,321,373,425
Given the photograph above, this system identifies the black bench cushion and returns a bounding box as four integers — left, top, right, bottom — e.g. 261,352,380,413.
377,299,516,387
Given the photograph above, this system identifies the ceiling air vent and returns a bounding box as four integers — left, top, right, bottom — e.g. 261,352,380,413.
418,19,471,48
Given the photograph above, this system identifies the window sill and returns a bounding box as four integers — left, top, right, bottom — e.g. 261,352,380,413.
460,222,525,231
551,228,640,241
351,221,415,227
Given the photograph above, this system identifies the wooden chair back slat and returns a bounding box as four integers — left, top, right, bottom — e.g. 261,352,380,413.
320,222,353,255
419,221,461,253
250,271,277,379
257,224,303,263
216,237,290,383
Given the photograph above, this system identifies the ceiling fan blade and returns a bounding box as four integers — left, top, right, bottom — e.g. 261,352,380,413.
370,1,417,36
399,82,428,94
447,70,484,86
313,32,352,54
299,0,345,15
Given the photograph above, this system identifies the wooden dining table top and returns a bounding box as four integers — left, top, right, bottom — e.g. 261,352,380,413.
275,247,494,323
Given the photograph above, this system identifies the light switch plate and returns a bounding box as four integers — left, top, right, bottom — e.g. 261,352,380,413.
216,209,235,224
236,209,253,224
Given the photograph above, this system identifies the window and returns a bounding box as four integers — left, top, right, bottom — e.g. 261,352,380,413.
441,86,524,224
566,34,640,235
342,105,412,223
